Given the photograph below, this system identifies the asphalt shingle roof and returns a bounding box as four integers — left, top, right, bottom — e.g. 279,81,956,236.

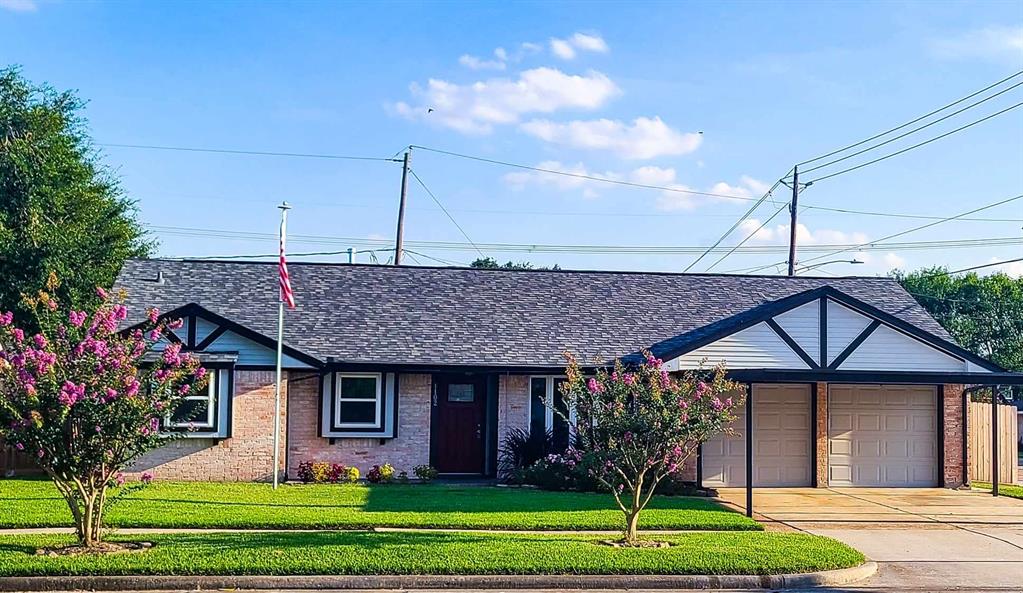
114,259,954,367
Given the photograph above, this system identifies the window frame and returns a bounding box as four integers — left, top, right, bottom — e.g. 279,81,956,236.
334,372,383,429
166,368,218,430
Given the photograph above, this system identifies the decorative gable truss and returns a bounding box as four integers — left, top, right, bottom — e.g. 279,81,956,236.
663,289,999,374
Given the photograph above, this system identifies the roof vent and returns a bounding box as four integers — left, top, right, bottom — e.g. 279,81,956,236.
154,271,165,285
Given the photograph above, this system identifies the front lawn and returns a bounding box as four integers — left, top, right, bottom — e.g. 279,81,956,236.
0,531,863,576
972,481,1023,500
0,479,759,531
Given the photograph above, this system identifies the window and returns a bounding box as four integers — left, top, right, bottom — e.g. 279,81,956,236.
167,369,217,430
448,383,475,402
529,375,573,451
335,373,382,428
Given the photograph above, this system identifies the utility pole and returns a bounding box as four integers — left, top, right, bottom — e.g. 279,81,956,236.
394,149,411,265
787,165,799,276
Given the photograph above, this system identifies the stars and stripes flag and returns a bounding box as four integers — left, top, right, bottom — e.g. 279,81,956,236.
279,211,296,309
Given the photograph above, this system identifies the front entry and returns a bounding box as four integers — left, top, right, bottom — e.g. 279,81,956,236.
432,375,487,474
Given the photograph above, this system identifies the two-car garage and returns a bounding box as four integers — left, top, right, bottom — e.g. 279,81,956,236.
702,383,939,488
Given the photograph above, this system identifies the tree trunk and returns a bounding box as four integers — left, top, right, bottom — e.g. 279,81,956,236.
625,509,641,544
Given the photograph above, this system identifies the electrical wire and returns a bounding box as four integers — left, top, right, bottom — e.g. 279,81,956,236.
410,144,780,205
408,169,486,258
797,70,1023,166
682,175,790,272
704,199,792,272
806,101,1023,184
800,79,1023,174
99,143,402,162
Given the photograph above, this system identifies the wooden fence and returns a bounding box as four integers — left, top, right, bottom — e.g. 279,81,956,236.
0,439,41,476
968,402,1019,484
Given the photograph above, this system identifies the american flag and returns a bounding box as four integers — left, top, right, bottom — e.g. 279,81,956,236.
279,212,296,309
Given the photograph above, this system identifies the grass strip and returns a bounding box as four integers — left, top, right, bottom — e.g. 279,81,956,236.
972,481,1023,500
0,531,863,576
0,479,759,531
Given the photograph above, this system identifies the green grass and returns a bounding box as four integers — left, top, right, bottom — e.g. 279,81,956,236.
0,531,864,576
972,481,1023,500
0,479,759,531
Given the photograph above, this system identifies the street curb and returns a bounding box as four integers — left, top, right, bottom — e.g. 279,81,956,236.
0,562,877,590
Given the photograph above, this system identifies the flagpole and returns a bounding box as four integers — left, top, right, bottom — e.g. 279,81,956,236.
272,202,291,490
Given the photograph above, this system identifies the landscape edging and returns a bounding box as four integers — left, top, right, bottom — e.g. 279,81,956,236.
0,562,877,591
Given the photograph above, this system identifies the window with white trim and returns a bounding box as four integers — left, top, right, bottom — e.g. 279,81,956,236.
167,369,217,430
529,375,574,450
335,373,382,428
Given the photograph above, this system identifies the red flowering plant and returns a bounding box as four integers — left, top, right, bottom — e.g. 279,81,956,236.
559,352,743,545
0,278,207,548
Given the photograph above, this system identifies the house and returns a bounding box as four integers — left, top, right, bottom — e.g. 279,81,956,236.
113,259,1021,490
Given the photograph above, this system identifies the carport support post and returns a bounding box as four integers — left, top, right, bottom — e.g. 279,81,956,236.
745,383,753,517
992,386,999,497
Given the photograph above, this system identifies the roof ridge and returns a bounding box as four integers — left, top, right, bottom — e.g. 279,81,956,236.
127,258,896,281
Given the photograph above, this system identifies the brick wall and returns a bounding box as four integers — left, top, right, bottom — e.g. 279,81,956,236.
942,383,966,488
815,382,828,487
286,373,432,477
498,375,530,446
129,369,294,482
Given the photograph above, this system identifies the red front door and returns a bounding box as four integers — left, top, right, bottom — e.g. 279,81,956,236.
433,376,486,474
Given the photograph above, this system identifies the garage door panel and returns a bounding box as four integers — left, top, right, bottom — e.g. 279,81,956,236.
828,385,937,487
702,384,812,488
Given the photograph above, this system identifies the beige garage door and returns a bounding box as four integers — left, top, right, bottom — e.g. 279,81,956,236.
828,385,938,487
702,384,812,487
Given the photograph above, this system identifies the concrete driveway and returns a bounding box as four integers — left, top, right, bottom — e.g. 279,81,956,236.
717,488,1023,591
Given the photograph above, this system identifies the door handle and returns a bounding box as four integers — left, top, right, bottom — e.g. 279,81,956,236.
476,423,482,439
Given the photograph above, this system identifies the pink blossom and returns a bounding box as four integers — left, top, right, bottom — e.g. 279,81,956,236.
162,342,183,367
168,318,184,330
12,328,23,342
58,381,86,407
25,384,36,397
37,449,45,458
0,311,12,326
195,367,207,379
623,373,635,386
147,307,160,324
115,473,126,486
14,442,23,451
68,310,87,327
611,371,619,382
96,286,109,300
46,299,58,311
711,397,724,411
178,383,191,395
141,472,153,484
148,329,162,341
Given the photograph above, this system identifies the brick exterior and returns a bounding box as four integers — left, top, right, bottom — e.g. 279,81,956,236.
286,373,432,477
942,384,966,488
129,369,293,482
498,375,530,446
815,382,828,488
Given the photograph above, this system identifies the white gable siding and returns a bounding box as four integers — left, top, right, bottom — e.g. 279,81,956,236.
773,300,820,364
669,322,811,370
827,301,873,365
206,329,313,368
837,324,966,372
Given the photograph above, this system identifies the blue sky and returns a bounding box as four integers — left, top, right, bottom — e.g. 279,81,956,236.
2,0,1021,276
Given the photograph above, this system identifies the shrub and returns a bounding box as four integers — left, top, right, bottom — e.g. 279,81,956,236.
366,463,394,484
297,461,360,484
412,464,438,482
296,461,316,483
344,466,360,483
396,470,410,484
498,427,556,477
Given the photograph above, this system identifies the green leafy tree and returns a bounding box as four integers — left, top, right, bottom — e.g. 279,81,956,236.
896,268,1023,371
470,257,560,270
559,353,742,545
0,67,151,324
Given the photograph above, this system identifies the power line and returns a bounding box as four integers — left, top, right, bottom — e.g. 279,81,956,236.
411,144,779,205
682,175,790,272
736,192,1023,273
806,101,1023,184
800,79,1023,175
926,257,1023,276
99,143,402,162
704,199,792,272
408,169,485,258
797,70,1023,166
146,224,1023,254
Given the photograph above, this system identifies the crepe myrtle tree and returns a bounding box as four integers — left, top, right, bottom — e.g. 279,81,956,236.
560,352,743,545
0,277,207,548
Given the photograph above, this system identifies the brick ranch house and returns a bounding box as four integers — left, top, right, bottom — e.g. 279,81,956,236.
112,259,1020,490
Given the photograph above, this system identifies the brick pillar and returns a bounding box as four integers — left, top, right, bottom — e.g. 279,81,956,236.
815,382,829,487
942,384,966,488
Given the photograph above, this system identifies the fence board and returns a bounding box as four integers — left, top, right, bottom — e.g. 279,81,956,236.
968,402,1018,484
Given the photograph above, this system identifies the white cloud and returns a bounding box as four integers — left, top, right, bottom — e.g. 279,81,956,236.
458,54,506,71
550,32,609,60
883,252,907,270
550,38,576,60
735,220,870,246
520,116,701,159
0,0,36,12
391,67,620,134
987,257,1023,277
650,172,767,212
502,160,619,198
929,25,1023,63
